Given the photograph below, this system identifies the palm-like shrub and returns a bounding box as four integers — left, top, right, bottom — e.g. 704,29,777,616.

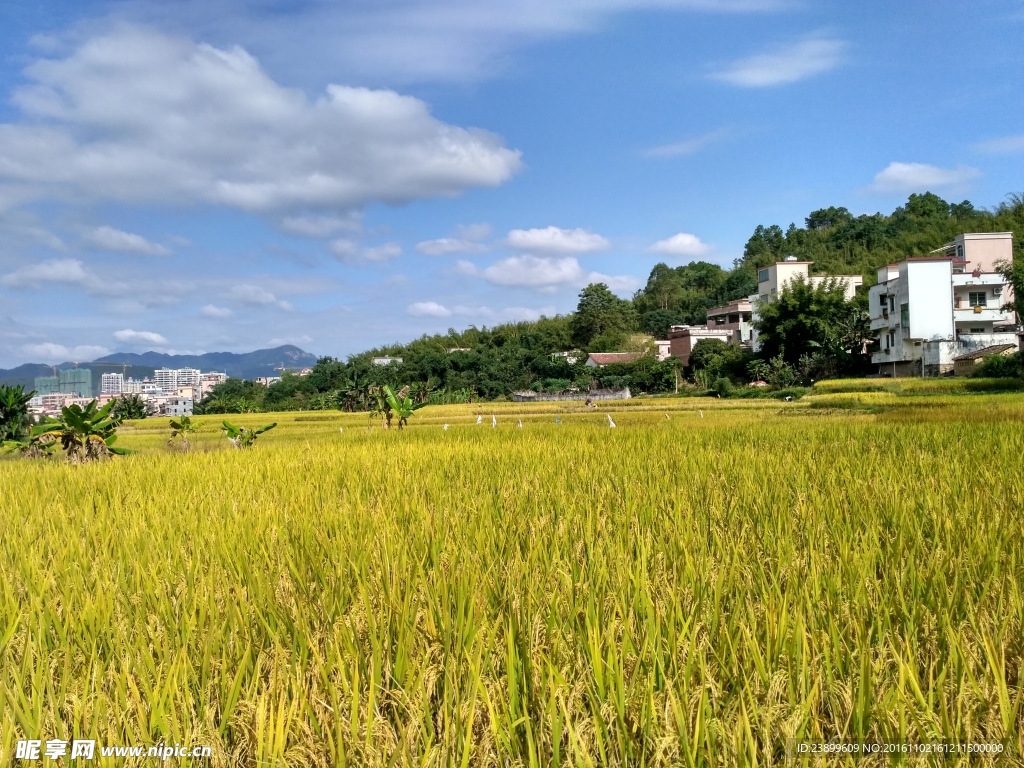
222,420,276,448
33,399,134,463
168,416,201,451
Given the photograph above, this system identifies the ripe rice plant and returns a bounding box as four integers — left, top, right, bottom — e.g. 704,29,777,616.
1,396,1022,766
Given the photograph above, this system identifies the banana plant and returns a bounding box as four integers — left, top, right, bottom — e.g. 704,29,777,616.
32,399,134,463
168,416,201,451
384,384,426,430
222,420,276,448
0,384,35,443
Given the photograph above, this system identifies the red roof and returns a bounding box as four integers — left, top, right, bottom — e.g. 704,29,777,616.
587,352,641,365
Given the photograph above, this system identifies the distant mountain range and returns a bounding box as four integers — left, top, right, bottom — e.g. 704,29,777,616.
0,345,318,392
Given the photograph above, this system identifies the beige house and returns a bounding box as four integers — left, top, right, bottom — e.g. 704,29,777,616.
667,325,733,367
952,344,1016,376
706,298,754,344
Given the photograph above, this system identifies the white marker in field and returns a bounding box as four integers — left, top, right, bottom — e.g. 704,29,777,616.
339,427,344,433
517,419,523,429
607,413,616,428
664,414,670,420
699,410,703,418
476,415,482,425
491,414,497,428
443,423,449,431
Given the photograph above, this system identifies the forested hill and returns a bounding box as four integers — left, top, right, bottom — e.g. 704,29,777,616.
193,192,1024,412
631,192,1024,337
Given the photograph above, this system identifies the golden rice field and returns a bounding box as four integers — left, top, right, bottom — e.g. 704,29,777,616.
2,388,1023,766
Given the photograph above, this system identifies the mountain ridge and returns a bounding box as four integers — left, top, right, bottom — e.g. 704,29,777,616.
0,345,318,391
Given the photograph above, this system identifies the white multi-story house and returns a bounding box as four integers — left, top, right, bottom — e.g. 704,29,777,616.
100,372,124,395
199,372,228,397
869,232,1016,376
750,259,864,351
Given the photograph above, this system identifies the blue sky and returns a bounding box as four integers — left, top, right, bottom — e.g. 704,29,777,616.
0,0,1022,366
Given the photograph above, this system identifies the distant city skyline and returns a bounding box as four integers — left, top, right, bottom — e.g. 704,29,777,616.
0,0,1022,367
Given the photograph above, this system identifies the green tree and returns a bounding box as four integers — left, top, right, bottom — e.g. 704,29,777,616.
570,283,637,348
111,394,152,421
0,384,35,442
754,276,870,375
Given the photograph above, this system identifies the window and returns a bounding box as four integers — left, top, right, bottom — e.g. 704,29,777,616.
889,296,895,312
970,327,985,334
968,292,987,307
957,244,965,261
900,304,909,329
878,294,887,307
714,315,725,325
758,268,770,283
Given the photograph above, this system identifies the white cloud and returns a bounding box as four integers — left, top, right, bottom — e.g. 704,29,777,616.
226,284,293,310
416,237,489,256
200,304,232,318
330,239,402,262
650,232,711,257
711,37,846,87
973,134,1024,155
407,301,453,317
868,162,981,194
19,342,111,362
0,258,95,288
363,243,403,262
643,130,728,158
505,226,611,254
0,26,521,219
113,328,168,346
85,225,170,256
267,334,313,346
126,0,787,85
280,213,362,238
461,254,638,292
455,223,492,241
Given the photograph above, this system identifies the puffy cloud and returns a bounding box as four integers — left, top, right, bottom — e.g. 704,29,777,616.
19,342,111,361
0,26,521,219
200,304,233,318
226,284,293,310
460,255,638,292
415,237,488,256
505,226,610,254
868,162,981,194
0,258,95,288
407,301,453,317
113,328,169,346
330,239,402,262
84,225,170,255
650,232,711,257
973,134,1024,155
280,213,362,238
711,37,846,87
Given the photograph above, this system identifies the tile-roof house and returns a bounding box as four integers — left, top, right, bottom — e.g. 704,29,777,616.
585,352,642,367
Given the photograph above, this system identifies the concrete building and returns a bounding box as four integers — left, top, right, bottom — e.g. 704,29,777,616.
706,298,754,344
869,233,1016,376
255,376,281,387
655,340,671,361
550,350,582,365
33,375,60,395
153,368,201,393
751,259,864,351
199,372,228,397
371,356,403,366
58,368,93,397
159,396,193,417
584,352,641,367
100,372,124,395
667,326,733,367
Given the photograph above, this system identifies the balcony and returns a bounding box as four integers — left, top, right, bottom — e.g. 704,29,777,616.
954,307,1013,324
